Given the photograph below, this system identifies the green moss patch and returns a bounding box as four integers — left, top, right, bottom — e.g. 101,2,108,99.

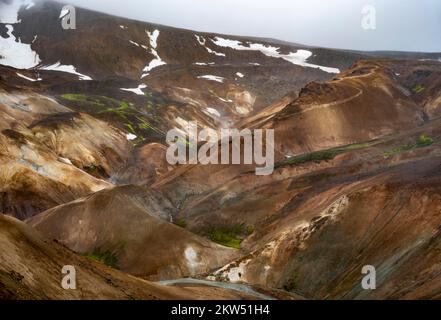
412,84,425,94
207,224,254,249
276,141,376,168
384,135,434,157
174,218,187,228
85,249,119,269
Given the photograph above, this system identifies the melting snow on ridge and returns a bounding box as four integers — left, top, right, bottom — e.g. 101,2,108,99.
16,72,41,82
142,29,166,78
198,75,225,83
148,29,160,48
195,35,226,57
212,37,340,74
0,25,41,69
121,84,147,95
40,62,92,80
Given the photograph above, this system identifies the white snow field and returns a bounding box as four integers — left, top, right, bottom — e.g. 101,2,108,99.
142,29,166,78
0,25,41,69
0,1,41,69
212,37,340,74
40,62,93,80
121,84,147,95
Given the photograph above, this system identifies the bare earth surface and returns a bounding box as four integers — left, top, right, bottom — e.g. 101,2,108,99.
1,0,441,300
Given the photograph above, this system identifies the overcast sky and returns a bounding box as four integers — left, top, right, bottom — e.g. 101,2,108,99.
60,0,441,52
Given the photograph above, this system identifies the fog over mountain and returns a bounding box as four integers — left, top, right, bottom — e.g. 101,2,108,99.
58,0,441,52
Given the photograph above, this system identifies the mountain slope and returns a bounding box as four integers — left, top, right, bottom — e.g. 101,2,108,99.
28,185,238,280
27,58,441,299
2,0,441,301
0,214,258,300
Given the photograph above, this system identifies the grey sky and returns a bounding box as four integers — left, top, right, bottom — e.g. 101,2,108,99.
59,0,441,52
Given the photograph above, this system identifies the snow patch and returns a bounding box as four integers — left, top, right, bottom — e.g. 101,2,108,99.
148,29,160,49
236,72,244,78
141,30,166,78
142,58,166,77
212,37,340,74
129,40,140,47
120,84,147,95
195,35,205,46
126,133,137,141
198,75,225,83
39,62,93,81
119,25,127,30
0,24,41,69
194,62,215,66
195,35,226,57
16,72,41,82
